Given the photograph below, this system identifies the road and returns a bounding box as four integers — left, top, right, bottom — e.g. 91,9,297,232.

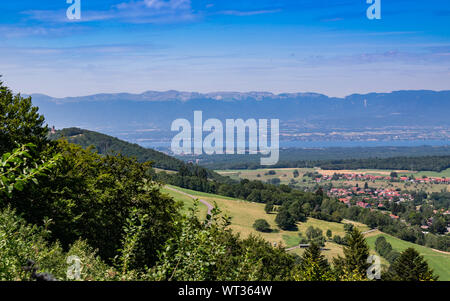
165,186,214,216
285,228,379,251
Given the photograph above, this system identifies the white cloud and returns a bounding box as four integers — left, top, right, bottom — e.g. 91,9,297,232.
217,9,281,17
21,0,196,24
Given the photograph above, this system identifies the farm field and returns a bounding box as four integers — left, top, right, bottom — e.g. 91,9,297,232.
216,167,450,193
217,167,450,179
216,168,314,183
366,233,450,281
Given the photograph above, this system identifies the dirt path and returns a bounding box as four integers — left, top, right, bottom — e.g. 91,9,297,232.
165,186,214,216
362,229,378,235
431,248,450,255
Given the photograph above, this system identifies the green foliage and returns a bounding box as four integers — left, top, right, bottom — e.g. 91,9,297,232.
0,206,64,281
0,79,49,154
275,208,296,230
333,235,344,245
253,219,271,232
264,201,274,214
116,208,149,277
0,143,60,198
51,128,185,171
292,242,334,281
7,140,180,269
386,248,438,281
344,223,354,233
374,236,401,264
334,228,370,279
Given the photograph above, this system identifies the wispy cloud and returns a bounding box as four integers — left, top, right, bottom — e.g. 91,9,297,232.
217,9,281,17
21,0,198,24
298,50,450,67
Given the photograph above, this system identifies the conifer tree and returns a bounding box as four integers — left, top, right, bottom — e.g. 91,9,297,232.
293,242,334,281
334,228,370,279
387,248,437,281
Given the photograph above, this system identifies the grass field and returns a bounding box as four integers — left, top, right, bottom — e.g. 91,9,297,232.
400,168,450,178
217,167,450,179
216,168,315,185
366,233,450,281
163,185,368,248
160,186,209,218
217,167,450,193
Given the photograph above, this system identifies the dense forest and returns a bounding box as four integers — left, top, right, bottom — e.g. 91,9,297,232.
185,147,450,170
192,154,450,172
0,78,441,281
316,156,450,172
50,127,187,171
50,127,229,183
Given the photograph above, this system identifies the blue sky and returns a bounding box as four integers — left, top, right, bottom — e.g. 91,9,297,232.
1,0,450,97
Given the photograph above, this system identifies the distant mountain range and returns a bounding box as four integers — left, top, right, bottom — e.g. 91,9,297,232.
30,90,450,147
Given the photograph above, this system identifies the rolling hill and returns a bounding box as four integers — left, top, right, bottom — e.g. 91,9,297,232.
50,127,185,171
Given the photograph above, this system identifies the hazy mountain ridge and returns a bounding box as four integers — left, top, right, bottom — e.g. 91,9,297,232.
30,90,450,146
28,89,450,103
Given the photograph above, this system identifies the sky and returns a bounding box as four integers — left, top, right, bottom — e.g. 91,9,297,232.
1,0,450,97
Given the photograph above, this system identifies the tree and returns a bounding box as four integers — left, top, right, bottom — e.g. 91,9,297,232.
253,219,271,232
306,226,322,241
293,170,299,178
390,171,398,178
9,140,180,269
333,235,343,245
387,248,438,281
344,223,354,233
334,228,370,278
292,242,334,281
431,217,447,235
0,78,49,154
326,229,332,240
275,208,296,230
264,202,274,214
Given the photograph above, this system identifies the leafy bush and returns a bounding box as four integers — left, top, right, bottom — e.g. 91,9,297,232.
253,219,271,232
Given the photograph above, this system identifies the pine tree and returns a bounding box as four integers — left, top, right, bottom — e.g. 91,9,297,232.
293,242,334,281
387,248,438,281
334,228,370,279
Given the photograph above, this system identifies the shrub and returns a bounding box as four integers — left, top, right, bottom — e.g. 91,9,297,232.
253,219,271,232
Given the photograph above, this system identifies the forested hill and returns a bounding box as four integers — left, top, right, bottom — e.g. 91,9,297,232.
49,127,183,170
49,128,231,183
